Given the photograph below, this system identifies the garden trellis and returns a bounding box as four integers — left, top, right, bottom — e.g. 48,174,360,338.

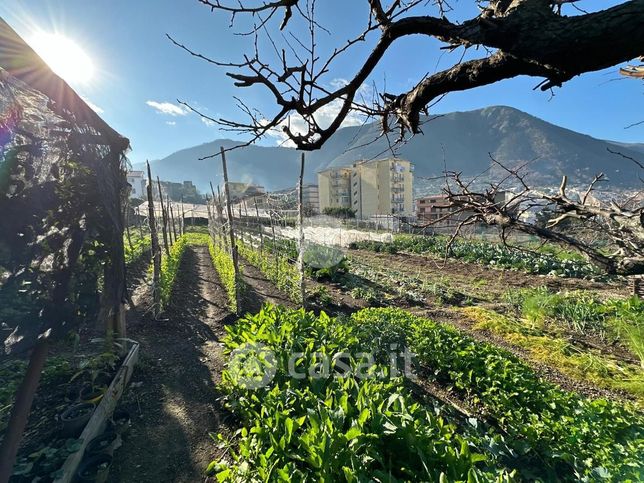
0,18,129,481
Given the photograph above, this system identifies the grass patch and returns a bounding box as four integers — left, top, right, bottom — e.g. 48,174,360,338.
460,306,644,403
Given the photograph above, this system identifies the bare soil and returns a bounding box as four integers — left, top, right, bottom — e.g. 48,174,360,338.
304,255,636,405
238,260,295,313
350,249,630,301
108,246,236,483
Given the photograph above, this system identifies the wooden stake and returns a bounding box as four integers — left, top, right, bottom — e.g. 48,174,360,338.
221,147,241,314
254,197,264,253
156,177,170,255
137,207,144,240
238,204,244,244
297,152,306,307
147,162,162,315
180,196,185,235
0,340,49,483
124,197,133,251
169,202,178,242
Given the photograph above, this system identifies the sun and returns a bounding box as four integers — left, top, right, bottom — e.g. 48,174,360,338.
29,32,94,84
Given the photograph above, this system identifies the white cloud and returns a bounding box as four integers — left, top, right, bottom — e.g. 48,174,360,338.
166,121,176,126
81,96,104,114
261,79,375,147
201,117,216,127
146,100,189,116
265,99,365,148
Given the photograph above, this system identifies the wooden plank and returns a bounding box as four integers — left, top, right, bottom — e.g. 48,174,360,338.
54,341,140,483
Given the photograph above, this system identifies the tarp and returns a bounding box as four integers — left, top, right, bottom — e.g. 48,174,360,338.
0,18,129,355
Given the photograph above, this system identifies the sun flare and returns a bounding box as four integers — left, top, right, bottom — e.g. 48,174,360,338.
29,32,94,84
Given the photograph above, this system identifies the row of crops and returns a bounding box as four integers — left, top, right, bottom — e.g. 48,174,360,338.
350,234,602,279
208,305,644,481
138,228,643,481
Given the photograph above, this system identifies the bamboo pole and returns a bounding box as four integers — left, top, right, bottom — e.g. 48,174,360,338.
297,152,306,307
147,162,162,315
221,147,241,314
156,177,170,255
0,340,49,483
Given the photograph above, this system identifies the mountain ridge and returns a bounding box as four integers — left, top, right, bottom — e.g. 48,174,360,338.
139,106,643,192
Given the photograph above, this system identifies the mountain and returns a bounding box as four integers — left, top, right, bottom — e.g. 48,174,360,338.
141,106,644,193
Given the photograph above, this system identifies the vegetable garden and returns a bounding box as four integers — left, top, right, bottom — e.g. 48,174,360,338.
1,35,642,481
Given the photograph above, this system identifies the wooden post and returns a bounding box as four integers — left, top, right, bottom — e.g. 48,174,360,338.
221,147,241,314
146,162,162,315
156,177,170,255
297,152,306,307
0,340,49,483
180,196,185,235
238,204,244,244
137,207,144,240
243,199,250,242
205,194,212,227
254,197,264,253
169,203,178,242
268,209,279,280
124,197,133,251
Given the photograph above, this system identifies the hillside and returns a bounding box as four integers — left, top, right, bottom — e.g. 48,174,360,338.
142,106,644,192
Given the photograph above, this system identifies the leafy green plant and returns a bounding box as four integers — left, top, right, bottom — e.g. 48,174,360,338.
349,286,380,305
351,235,602,279
124,234,151,266
209,237,238,312
237,238,301,303
308,285,332,306
211,305,515,481
351,308,644,481
158,235,189,308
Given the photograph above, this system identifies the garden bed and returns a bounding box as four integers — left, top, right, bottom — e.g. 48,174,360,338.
2,341,139,482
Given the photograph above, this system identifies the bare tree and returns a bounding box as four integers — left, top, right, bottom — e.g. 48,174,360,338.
172,0,644,152
425,157,644,275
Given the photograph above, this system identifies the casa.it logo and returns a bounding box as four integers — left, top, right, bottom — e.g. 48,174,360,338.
228,342,277,389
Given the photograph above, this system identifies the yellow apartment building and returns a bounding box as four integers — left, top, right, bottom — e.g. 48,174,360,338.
318,159,414,218
318,167,352,210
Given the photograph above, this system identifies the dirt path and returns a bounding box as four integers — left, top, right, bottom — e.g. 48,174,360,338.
109,245,235,483
238,259,295,313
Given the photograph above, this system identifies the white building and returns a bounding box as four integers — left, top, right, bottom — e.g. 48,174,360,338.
127,171,146,199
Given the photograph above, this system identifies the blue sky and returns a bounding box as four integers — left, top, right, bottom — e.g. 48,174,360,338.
1,0,641,165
